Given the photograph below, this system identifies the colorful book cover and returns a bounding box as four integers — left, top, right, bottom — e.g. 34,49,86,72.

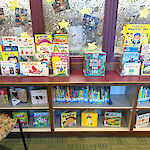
122,53,139,63
83,52,106,76
141,54,150,62
35,53,50,62
1,36,18,46
33,112,50,127
121,63,141,76
53,62,68,76
81,110,98,127
52,52,69,67
0,88,8,104
52,43,69,53
19,55,34,62
15,8,27,25
3,46,18,51
123,24,150,50
1,61,17,76
141,61,150,75
20,62,49,76
10,88,28,106
61,111,76,128
12,111,28,127
36,46,52,54
53,34,68,43
34,34,52,46
141,44,150,54
104,112,122,127
136,113,149,128
30,89,48,105
18,37,34,43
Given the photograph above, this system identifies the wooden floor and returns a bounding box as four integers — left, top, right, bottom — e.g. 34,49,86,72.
1,136,150,150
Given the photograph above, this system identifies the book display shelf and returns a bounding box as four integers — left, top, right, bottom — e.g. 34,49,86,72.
0,69,150,136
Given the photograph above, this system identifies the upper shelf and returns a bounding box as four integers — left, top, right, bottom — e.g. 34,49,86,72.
0,70,149,85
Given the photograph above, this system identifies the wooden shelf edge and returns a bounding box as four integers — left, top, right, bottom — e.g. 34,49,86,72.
12,128,51,132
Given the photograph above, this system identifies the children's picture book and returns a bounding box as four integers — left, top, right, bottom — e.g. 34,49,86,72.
1,61,17,76
20,62,49,76
35,53,50,62
122,53,139,63
141,61,150,75
1,36,18,46
30,89,48,105
61,110,76,128
12,112,28,127
123,24,150,51
52,43,69,53
2,46,18,51
53,62,68,76
37,46,52,54
141,54,150,62
104,112,122,127
0,88,9,104
141,44,150,54
18,37,34,43
15,7,27,25
53,34,68,43
0,8,5,21
136,113,149,128
33,112,50,127
19,55,34,62
121,63,141,76
81,110,98,127
82,14,100,31
52,0,70,13
10,88,28,106
83,52,106,76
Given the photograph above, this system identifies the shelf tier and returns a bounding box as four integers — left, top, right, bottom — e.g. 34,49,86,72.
0,103,49,110
12,128,51,132
54,115,129,132
53,95,132,110
133,127,150,132
137,102,150,109
0,70,149,85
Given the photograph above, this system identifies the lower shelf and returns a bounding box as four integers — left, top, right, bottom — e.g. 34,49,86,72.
12,127,51,132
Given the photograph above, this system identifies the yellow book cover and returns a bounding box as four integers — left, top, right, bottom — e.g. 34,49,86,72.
61,111,77,128
2,51,19,61
81,110,98,127
123,24,150,48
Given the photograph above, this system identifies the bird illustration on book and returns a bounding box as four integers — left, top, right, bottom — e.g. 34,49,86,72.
29,66,42,74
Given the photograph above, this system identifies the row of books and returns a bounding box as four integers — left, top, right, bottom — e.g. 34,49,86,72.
0,34,69,76
137,86,150,104
0,88,48,106
61,110,122,128
54,86,111,104
120,24,150,76
2,111,50,128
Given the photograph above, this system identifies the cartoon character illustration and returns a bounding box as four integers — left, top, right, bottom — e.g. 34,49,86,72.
87,115,92,126
132,33,141,45
63,117,76,127
29,66,42,74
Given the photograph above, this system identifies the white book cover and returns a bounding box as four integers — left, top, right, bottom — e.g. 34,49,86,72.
136,113,149,128
141,44,150,54
1,36,18,46
52,43,69,53
20,62,49,76
36,46,52,54
17,37,34,43
35,53,50,62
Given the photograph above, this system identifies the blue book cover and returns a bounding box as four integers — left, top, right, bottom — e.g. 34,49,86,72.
122,53,139,63
123,46,139,53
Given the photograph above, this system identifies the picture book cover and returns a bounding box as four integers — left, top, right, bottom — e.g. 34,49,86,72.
1,61,17,76
121,63,141,76
53,34,68,43
52,0,70,13
81,110,98,127
10,88,28,106
52,43,69,53
140,54,150,62
19,55,34,62
18,37,34,43
61,111,76,128
136,113,149,128
83,52,106,76
53,62,68,76
30,89,48,105
20,62,49,76
37,46,52,54
82,14,100,31
15,8,27,25
141,44,150,54
0,88,8,104
3,46,18,51
1,36,18,46
122,53,139,63
104,112,122,127
52,52,69,67
123,24,150,49
12,112,28,128
141,61,150,75
35,53,50,62
34,34,52,46
0,8,5,21
33,112,50,127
